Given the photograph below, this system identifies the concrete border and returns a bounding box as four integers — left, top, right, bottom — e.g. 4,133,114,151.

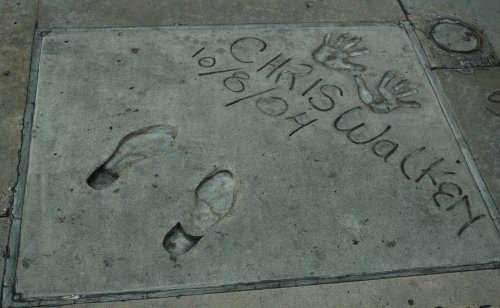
401,22,500,234
3,21,499,307
8,263,500,307
1,28,44,308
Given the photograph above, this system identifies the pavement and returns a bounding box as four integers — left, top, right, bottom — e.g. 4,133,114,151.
1,1,499,307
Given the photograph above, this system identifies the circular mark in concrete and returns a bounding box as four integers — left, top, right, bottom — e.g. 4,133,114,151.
256,96,288,117
430,20,481,53
198,56,216,67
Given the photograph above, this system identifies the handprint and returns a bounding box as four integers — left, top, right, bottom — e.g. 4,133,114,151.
312,33,370,71
354,71,421,113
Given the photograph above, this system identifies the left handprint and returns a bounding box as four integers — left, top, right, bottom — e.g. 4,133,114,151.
312,33,370,71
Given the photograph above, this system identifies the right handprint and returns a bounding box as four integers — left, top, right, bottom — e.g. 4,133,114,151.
354,71,421,113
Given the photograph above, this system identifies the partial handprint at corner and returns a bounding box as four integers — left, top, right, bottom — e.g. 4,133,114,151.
354,71,421,113
312,33,370,71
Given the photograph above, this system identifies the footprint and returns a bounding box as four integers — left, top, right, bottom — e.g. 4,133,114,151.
162,223,202,261
87,125,177,190
162,170,236,259
190,170,236,235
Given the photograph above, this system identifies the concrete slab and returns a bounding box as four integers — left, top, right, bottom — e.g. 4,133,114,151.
400,0,500,69
435,68,500,211
0,0,38,303
37,0,405,28
6,23,500,306
0,0,38,229
64,269,500,308
0,0,37,209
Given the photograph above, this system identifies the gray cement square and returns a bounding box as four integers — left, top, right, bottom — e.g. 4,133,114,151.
5,23,500,306
0,0,38,302
401,0,500,69
435,68,500,211
37,0,405,28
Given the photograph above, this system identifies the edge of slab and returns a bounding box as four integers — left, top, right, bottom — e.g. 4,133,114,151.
3,22,500,307
401,22,500,235
36,20,403,33
1,28,44,308
6,262,500,307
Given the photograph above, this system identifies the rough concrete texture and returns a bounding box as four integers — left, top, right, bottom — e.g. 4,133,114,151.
0,1,36,217
64,269,500,308
37,0,405,28
0,0,38,295
435,68,500,211
0,218,10,287
11,24,500,304
401,0,500,68
0,0,37,221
